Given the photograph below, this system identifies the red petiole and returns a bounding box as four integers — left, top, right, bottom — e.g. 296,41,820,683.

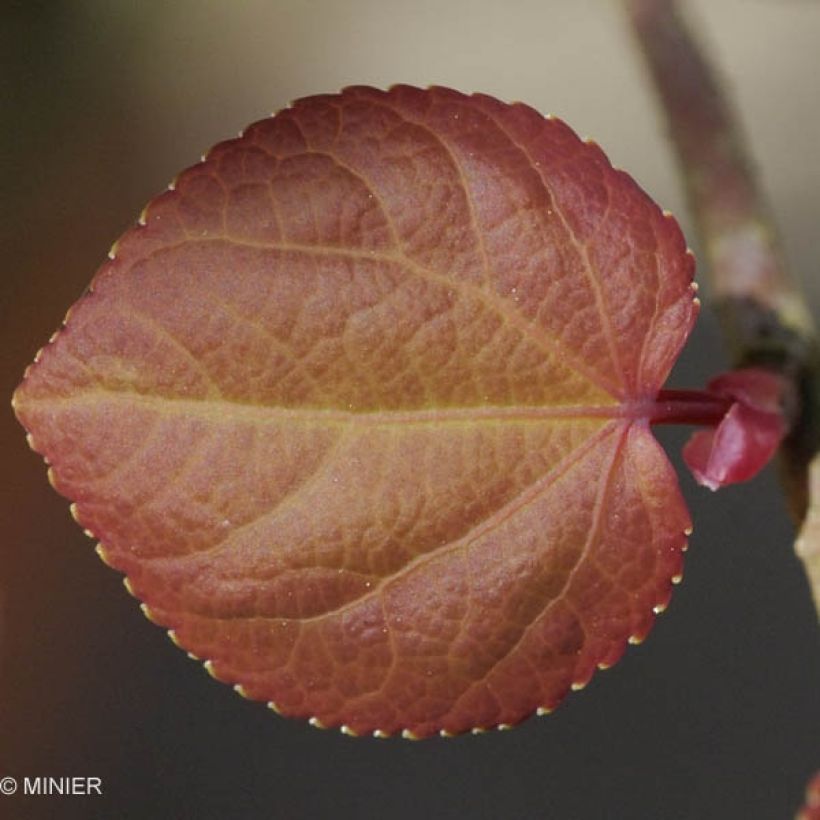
649,389,733,427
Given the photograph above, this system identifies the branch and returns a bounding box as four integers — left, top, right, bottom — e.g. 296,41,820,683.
624,0,820,617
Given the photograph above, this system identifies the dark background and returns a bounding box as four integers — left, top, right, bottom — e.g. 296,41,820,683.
2,2,819,818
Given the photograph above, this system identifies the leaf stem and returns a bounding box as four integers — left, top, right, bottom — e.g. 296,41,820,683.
649,389,731,427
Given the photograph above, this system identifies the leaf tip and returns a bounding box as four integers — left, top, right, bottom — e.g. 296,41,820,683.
308,716,326,729
267,701,282,715
372,729,390,739
233,684,250,699
339,725,359,737
401,729,421,741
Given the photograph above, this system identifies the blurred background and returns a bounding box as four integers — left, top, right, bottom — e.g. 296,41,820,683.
2,1,819,818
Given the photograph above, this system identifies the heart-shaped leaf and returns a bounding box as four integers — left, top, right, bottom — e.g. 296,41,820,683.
14,85,699,738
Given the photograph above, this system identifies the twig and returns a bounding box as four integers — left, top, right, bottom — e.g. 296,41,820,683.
624,0,820,521
623,0,820,619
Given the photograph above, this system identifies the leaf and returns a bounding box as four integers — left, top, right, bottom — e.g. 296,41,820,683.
13,85,698,738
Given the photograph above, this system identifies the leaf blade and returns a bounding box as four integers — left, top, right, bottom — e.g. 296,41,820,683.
14,86,697,736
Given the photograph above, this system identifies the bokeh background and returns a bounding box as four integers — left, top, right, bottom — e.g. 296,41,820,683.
2,2,819,818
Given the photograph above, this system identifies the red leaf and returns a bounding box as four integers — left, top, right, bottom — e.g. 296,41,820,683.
682,369,787,490
14,85,698,738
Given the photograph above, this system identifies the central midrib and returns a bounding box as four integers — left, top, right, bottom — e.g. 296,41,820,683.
23,388,659,428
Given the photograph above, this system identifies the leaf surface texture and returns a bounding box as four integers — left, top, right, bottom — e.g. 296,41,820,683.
15,86,697,737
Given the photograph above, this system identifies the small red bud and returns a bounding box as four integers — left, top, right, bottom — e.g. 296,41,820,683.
682,369,788,490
